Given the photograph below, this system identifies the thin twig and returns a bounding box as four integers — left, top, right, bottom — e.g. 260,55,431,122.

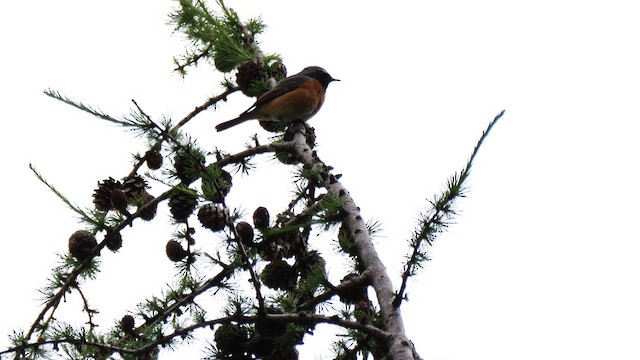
394,110,505,308
298,271,371,311
23,188,174,341
215,141,293,168
76,286,96,332
175,87,239,129
139,262,236,329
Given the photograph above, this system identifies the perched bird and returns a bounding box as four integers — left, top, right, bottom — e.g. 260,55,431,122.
216,66,339,132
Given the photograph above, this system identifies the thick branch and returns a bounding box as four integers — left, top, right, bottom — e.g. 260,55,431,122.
3,312,390,358
286,124,420,360
135,313,390,355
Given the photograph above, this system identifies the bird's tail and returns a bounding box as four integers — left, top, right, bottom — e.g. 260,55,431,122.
215,116,251,132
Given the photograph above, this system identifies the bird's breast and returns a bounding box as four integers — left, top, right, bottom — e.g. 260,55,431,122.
259,81,325,122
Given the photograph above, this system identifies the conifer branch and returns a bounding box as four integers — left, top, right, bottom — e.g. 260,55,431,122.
135,262,236,329
214,140,293,167
298,271,371,311
174,86,239,128
43,89,122,124
22,187,174,343
28,163,99,226
75,286,97,332
284,123,420,360
2,312,388,359
394,110,505,308
6,2,507,359
228,221,267,313
134,313,391,357
25,255,99,343
173,45,213,74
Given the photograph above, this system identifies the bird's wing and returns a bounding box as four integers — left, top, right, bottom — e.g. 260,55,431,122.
240,75,312,115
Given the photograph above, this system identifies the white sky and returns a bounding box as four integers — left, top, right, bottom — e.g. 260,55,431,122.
2,1,640,359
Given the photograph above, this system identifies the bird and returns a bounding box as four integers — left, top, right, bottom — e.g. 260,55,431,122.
215,66,339,132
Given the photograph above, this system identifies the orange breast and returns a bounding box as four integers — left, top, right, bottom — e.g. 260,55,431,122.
256,80,325,122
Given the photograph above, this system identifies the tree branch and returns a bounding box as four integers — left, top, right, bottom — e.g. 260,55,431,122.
175,87,239,129
285,123,420,360
394,110,505,308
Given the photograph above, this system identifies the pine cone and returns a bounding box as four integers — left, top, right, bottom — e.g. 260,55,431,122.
278,229,305,259
236,60,265,97
268,61,287,80
256,240,278,261
214,323,249,354
69,230,97,261
354,300,374,324
121,175,148,202
295,250,326,278
261,260,297,290
169,191,198,222
105,230,123,252
197,203,227,231
93,178,121,211
338,273,369,305
120,315,135,333
165,240,188,262
255,307,286,339
248,333,275,357
214,46,240,73
110,188,129,212
201,167,232,203
144,150,163,170
235,221,255,247
173,148,205,185
138,192,157,221
253,207,270,230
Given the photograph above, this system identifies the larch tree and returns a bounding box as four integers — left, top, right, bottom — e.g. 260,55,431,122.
1,1,502,359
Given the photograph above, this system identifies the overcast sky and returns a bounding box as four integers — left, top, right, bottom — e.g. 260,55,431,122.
2,1,640,359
